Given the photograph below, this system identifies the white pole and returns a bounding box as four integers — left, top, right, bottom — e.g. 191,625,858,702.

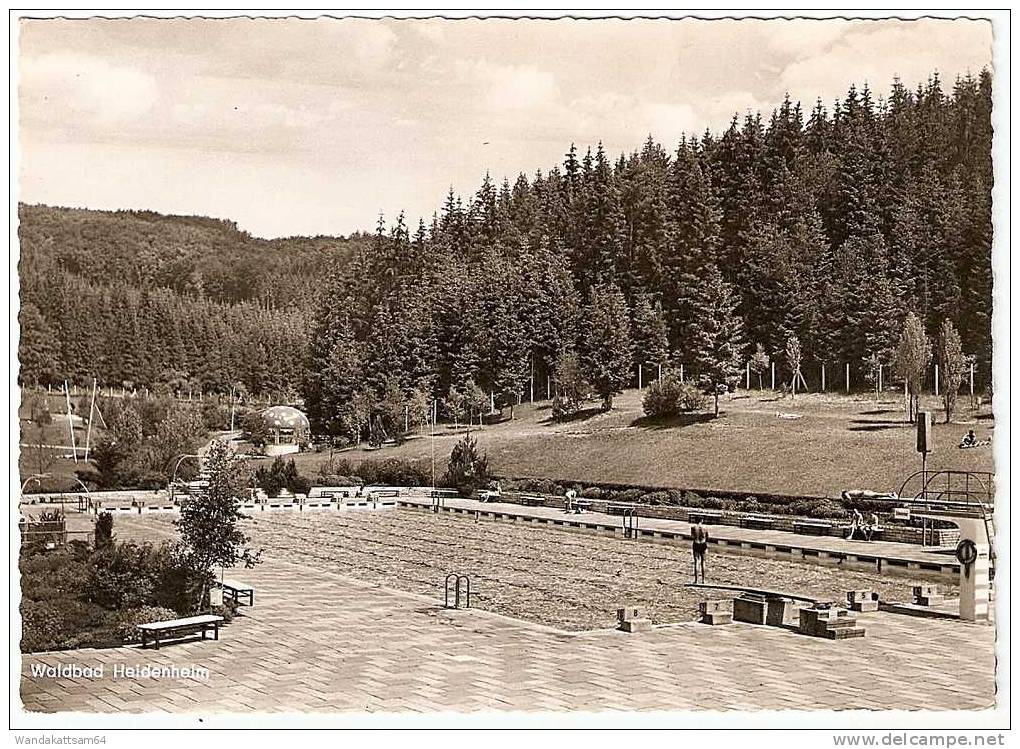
970,363,975,399
845,363,850,393
430,400,436,490
821,363,826,391
638,364,642,390
63,380,78,464
770,362,775,390
878,364,883,392
679,363,684,382
547,375,551,400
657,363,662,381
84,378,98,462
934,364,940,396
746,362,750,390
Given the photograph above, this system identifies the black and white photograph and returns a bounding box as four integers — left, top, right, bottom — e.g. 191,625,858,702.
9,9,1010,736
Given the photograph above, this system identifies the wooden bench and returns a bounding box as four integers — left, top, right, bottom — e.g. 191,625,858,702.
137,614,224,650
217,579,255,606
368,488,401,498
519,494,544,507
689,510,724,524
739,515,775,530
567,497,593,513
793,520,836,536
477,490,502,503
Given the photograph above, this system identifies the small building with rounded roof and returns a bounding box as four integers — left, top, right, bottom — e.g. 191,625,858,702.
261,405,310,456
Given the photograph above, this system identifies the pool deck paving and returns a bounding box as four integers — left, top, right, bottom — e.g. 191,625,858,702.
399,496,967,579
21,537,996,714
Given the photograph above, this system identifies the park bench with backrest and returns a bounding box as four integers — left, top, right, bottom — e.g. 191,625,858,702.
518,494,544,507
216,579,255,606
739,515,775,530
137,614,224,650
688,510,724,524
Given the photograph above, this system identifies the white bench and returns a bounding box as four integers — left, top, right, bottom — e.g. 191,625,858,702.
137,614,224,650
216,579,255,606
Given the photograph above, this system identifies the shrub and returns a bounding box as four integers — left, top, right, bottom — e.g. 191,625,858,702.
209,598,239,623
643,372,708,417
641,490,671,505
550,395,571,421
643,373,683,417
676,382,708,412
580,486,605,499
615,488,645,503
789,498,847,519
21,599,121,652
94,512,114,551
442,435,490,495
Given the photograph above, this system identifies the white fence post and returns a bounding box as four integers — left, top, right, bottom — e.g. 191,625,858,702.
821,363,825,391
746,361,750,390
934,364,940,396
845,363,850,393
638,364,642,390
770,362,775,390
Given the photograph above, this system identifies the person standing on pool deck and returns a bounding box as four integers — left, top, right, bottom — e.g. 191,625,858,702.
691,519,709,583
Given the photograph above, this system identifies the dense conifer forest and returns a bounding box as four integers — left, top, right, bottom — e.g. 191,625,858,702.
19,71,993,443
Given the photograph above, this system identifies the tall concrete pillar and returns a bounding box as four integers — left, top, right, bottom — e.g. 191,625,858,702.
956,516,991,623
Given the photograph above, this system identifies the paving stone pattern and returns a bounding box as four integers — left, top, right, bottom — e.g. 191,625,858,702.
21,550,995,713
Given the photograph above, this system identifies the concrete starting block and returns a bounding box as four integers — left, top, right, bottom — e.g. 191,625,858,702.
798,603,866,640
846,590,880,612
765,597,802,627
912,585,944,607
733,593,768,625
699,599,733,626
617,606,653,633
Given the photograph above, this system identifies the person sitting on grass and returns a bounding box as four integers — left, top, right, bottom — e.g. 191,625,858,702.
960,429,977,448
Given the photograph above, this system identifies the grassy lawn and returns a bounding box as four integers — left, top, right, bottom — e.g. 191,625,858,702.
263,388,995,499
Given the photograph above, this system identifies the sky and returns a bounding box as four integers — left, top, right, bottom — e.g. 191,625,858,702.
17,16,994,239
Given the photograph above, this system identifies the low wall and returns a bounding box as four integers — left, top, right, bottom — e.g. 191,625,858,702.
504,495,960,547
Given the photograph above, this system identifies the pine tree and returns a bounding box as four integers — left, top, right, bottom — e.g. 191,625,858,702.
581,282,633,411
630,294,670,373
690,264,745,417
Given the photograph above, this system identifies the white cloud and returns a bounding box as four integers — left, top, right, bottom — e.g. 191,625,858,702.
16,17,995,237
20,52,159,128
482,63,559,111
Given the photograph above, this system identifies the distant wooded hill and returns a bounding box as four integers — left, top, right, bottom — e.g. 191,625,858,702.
17,203,369,395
